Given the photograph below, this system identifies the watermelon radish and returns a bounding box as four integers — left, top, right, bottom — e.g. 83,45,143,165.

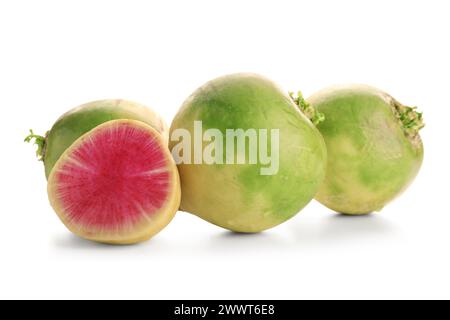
47,119,180,244
26,100,179,244
26,99,168,179
169,73,327,233
306,85,424,214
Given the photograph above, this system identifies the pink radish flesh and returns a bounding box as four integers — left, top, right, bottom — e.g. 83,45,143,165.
52,122,171,230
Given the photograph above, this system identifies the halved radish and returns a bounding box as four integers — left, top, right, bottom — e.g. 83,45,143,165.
47,119,180,244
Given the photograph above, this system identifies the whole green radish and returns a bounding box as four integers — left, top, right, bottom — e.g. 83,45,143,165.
170,73,327,232
26,99,168,178
306,85,424,214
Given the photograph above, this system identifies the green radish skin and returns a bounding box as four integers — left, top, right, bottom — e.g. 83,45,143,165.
170,73,327,232
307,85,424,215
30,99,168,179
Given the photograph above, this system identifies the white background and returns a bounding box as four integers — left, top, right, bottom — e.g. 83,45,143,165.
0,0,449,299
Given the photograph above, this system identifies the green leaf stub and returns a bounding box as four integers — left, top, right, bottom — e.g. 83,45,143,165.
289,91,325,126
24,129,47,161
